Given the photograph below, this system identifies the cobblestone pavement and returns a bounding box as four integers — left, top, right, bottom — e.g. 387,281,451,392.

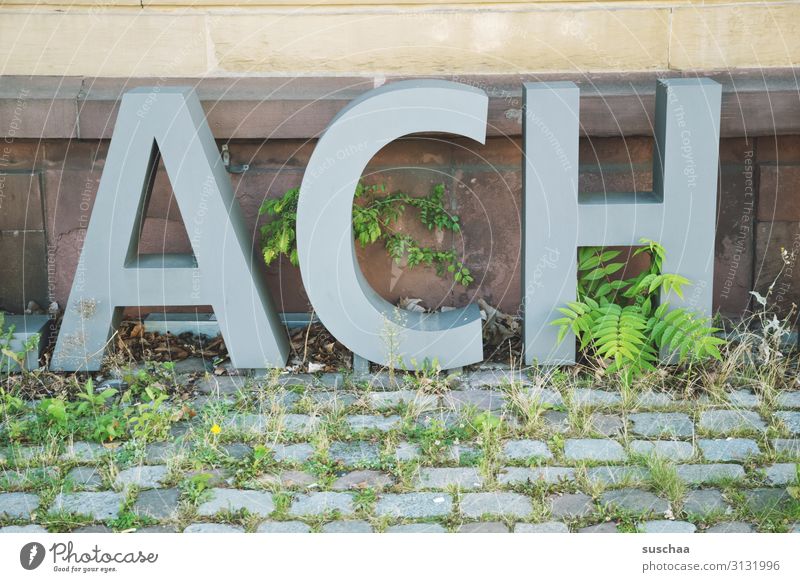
1,366,799,533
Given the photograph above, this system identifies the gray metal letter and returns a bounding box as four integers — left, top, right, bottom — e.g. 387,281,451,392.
523,79,721,364
297,80,487,369
51,87,289,371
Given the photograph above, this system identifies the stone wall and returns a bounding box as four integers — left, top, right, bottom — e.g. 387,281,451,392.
2,1,800,77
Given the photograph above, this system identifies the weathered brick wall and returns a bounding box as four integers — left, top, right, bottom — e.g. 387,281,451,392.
1,133,796,322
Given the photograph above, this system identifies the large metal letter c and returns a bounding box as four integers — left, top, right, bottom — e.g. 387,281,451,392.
297,80,488,369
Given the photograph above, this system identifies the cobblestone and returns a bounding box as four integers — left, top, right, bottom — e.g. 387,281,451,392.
772,439,800,457
270,443,315,463
258,470,317,489
571,389,622,408
8,372,800,535
600,489,670,516
458,522,508,533
502,440,553,461
521,387,564,407
443,390,506,412
134,526,178,533
0,524,48,533
197,488,275,517
514,522,569,533
387,523,447,533
777,392,800,409
468,370,527,388
417,468,483,490
221,443,252,460
332,470,394,491
322,520,372,533
641,520,696,533
586,466,650,486
115,465,169,490
52,492,124,521
543,411,570,433
775,411,800,435
630,413,694,438
764,463,799,486
289,492,354,517
676,464,746,484
498,467,575,486
629,440,694,461
548,493,595,519
133,489,180,520
278,414,321,434
256,521,311,533
698,438,761,461
61,442,109,463
66,467,103,491
579,522,619,533
369,391,437,409
588,414,624,437
224,413,269,432
0,467,57,489
564,439,626,462
376,493,452,518
308,391,358,409
394,442,421,461
635,392,675,409
705,522,755,533
73,525,113,533
682,489,731,516
744,488,793,514
329,441,381,466
698,410,766,434
460,493,532,518
416,410,462,429
728,389,760,408
184,523,244,533
0,492,39,519
346,415,401,432
145,442,186,464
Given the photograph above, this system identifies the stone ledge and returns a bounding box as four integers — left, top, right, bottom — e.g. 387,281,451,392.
2,70,799,140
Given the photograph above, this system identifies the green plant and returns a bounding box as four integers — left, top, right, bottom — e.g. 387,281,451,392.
37,397,69,431
0,312,40,372
126,385,174,441
73,378,125,442
231,444,275,485
20,365,179,444
551,239,725,379
181,472,213,505
0,386,25,417
788,464,800,502
258,182,473,286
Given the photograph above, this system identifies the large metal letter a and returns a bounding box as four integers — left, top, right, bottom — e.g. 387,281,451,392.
297,80,487,369
51,87,289,371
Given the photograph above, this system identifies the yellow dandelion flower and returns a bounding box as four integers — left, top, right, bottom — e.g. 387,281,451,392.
210,423,221,435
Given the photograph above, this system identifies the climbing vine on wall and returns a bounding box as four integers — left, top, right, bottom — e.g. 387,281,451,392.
258,182,473,286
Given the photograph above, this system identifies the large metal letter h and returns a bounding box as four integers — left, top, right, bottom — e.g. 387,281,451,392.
523,79,722,364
